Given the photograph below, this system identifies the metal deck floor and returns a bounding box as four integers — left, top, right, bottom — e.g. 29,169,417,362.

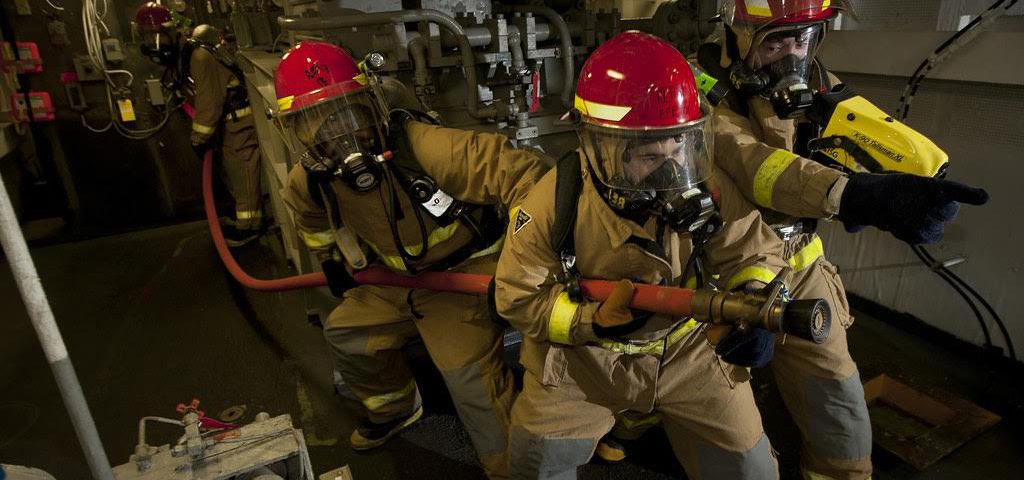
2,221,1021,479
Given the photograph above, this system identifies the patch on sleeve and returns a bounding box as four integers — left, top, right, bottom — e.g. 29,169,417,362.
513,209,533,235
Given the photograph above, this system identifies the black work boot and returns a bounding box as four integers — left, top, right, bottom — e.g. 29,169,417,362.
349,405,424,451
223,225,261,247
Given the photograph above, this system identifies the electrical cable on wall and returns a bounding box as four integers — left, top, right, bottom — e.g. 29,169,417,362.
896,0,1018,361
81,0,174,140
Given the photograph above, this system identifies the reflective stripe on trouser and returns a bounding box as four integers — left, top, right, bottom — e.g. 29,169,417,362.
773,233,872,480
323,271,514,479
221,114,262,229
509,329,778,480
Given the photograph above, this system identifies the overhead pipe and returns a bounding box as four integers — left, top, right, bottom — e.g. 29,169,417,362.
507,5,576,108
406,36,433,108
437,24,553,48
279,9,504,119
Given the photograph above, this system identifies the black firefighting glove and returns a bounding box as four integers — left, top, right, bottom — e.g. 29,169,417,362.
321,258,360,298
837,173,989,245
715,327,776,368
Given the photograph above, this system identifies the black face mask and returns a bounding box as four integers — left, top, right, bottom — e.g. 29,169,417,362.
766,54,816,119
141,42,178,67
301,136,385,193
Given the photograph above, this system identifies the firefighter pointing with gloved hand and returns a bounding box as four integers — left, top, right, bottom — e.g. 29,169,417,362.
495,31,791,479
275,41,548,479
188,24,263,247
668,1,989,479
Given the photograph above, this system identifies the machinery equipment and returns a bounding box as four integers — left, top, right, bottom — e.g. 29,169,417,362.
112,399,315,479
265,0,718,152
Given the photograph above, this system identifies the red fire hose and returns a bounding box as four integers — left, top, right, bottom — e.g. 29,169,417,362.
201,151,694,315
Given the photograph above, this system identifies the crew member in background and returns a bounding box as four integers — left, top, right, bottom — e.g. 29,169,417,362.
275,41,548,479
496,31,791,479
189,24,263,247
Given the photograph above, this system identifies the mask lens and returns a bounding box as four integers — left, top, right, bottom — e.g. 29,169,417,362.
578,109,714,193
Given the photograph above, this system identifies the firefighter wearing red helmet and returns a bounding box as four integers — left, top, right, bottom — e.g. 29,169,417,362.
134,2,178,67
683,1,985,479
494,31,790,479
275,41,547,478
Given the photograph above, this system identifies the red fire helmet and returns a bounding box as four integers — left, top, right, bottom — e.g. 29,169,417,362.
725,0,844,28
135,2,173,33
575,31,714,195
574,31,702,129
274,41,366,115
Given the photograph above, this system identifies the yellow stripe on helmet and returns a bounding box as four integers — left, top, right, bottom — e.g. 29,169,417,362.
574,95,632,123
277,95,294,112
744,0,773,17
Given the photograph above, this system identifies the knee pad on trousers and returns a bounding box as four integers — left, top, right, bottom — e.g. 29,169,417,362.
696,434,778,480
508,427,597,480
439,362,508,456
804,372,872,461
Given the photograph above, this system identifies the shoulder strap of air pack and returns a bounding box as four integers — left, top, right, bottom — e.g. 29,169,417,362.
550,150,584,302
551,150,582,253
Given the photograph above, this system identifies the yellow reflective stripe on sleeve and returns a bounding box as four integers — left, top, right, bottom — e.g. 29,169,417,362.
362,380,417,412
574,95,632,122
236,210,262,220
468,234,505,261
548,292,579,345
619,413,662,431
788,237,824,272
598,319,699,355
725,266,779,291
753,150,799,209
232,106,252,119
365,222,463,271
192,122,215,134
301,230,335,249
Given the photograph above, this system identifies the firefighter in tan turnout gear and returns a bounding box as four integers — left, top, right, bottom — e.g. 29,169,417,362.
275,41,548,479
495,31,795,479
189,25,263,246
655,1,989,479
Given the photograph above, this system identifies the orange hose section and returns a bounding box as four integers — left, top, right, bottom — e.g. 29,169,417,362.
203,150,328,291
201,151,695,315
